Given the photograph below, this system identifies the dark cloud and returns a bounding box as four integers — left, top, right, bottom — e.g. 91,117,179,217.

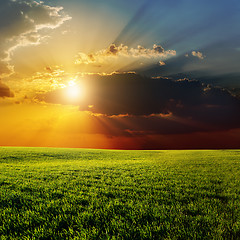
107,44,119,55
0,81,14,98
37,73,240,135
153,44,164,53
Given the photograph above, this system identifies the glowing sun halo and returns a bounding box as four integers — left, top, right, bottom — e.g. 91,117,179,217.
65,82,83,100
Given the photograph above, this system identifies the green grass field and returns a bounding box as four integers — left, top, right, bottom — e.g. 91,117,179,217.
0,147,239,239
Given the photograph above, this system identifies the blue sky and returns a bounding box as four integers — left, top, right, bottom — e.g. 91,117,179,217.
44,0,240,83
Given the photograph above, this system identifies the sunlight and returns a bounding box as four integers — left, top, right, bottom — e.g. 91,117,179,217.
67,86,81,99
66,82,83,100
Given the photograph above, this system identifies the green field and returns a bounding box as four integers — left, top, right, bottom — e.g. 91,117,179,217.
0,147,240,239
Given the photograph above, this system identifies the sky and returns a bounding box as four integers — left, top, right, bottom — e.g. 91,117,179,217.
0,0,240,149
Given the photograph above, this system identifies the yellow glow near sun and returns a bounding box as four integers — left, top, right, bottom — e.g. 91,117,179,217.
68,80,76,87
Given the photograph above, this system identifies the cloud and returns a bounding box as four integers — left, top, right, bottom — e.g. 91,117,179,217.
192,51,205,60
0,80,14,98
75,44,176,65
37,73,240,135
0,0,71,77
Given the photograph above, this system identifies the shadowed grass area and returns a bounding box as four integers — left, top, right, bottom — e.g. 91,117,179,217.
0,147,240,239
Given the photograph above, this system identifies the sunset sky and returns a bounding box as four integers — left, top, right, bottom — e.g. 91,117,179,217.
0,0,240,149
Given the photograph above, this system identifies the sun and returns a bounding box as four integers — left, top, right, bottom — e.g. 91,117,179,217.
65,81,83,100
67,86,81,98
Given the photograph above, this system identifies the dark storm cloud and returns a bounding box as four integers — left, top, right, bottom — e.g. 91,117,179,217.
38,73,240,135
0,81,14,98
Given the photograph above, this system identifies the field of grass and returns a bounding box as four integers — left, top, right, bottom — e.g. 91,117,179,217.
0,147,240,239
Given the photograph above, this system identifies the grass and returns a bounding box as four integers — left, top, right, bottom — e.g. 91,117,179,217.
0,147,240,239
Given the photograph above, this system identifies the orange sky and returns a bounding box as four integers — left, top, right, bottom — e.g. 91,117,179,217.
0,102,239,149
